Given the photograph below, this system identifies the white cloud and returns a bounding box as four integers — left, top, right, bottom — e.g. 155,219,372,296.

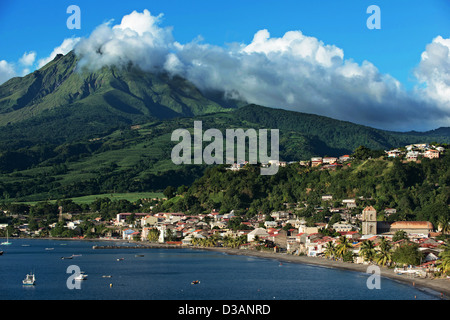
415,35,450,106
168,30,446,131
4,10,450,131
38,37,81,68
75,9,173,72
19,51,36,66
71,10,450,131
0,60,17,85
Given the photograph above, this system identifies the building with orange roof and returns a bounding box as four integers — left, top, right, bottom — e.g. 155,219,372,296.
390,221,434,235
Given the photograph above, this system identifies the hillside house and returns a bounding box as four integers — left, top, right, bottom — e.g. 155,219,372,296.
311,157,323,167
323,157,338,164
423,149,439,159
387,149,401,158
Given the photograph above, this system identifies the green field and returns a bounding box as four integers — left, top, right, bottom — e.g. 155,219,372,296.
16,192,165,205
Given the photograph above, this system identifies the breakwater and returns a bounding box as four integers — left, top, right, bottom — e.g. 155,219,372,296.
92,244,181,249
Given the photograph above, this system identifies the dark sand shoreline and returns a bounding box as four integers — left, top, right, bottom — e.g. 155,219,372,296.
197,246,450,299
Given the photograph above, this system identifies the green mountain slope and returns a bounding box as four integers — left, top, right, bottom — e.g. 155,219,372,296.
0,51,233,144
0,52,449,202
1,106,449,202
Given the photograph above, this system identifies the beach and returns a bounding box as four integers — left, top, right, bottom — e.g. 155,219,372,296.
199,246,450,299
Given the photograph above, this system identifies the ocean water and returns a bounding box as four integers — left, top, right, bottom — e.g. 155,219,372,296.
0,239,439,300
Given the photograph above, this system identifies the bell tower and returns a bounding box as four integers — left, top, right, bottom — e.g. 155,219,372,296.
362,206,377,235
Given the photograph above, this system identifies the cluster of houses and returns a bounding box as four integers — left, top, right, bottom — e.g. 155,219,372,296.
2,199,446,273
111,204,446,269
386,143,443,161
226,143,445,172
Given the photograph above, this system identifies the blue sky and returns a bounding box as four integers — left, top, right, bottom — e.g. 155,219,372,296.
0,0,449,130
1,0,448,86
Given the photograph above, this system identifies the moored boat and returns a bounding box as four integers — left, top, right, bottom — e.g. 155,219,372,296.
75,272,88,281
22,273,36,285
1,230,11,245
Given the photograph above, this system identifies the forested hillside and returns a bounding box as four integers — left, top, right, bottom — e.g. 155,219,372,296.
159,153,450,227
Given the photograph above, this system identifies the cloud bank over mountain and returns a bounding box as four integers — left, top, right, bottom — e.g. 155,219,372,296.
3,9,450,131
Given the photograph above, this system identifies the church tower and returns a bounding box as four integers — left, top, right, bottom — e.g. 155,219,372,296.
362,206,377,235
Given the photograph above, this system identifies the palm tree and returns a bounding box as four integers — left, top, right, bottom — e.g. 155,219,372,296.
438,241,450,275
336,236,353,259
375,237,392,266
324,241,336,260
437,215,450,235
360,240,376,263
222,235,232,248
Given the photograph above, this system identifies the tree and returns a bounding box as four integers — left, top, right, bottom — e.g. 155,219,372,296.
375,237,392,266
336,236,353,260
352,145,382,160
324,241,336,259
328,213,341,227
392,242,423,266
438,241,450,275
392,230,408,242
177,185,188,195
147,228,159,242
437,215,450,235
125,213,136,225
163,186,176,199
360,240,376,263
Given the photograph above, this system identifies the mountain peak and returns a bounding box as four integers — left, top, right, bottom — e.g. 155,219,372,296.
0,50,235,135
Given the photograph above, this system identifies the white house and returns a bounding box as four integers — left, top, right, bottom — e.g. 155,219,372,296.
264,221,278,228
67,220,83,230
332,222,354,232
122,228,139,240
247,228,269,242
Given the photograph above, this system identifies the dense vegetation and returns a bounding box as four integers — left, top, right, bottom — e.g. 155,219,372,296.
158,152,450,228
1,105,449,203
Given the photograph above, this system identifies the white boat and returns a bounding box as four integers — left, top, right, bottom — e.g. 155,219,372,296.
22,273,36,285
74,272,88,280
1,230,11,245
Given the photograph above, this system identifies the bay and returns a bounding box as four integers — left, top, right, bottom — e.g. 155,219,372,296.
0,239,439,300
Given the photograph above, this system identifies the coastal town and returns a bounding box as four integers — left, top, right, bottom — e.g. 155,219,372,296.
1,143,449,287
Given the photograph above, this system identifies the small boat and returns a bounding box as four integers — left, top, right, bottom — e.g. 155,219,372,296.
1,230,11,245
0,251,3,255
75,272,88,281
116,258,124,261
135,254,144,257
45,248,54,251
191,280,200,285
61,256,73,260
22,273,36,285
102,275,112,278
